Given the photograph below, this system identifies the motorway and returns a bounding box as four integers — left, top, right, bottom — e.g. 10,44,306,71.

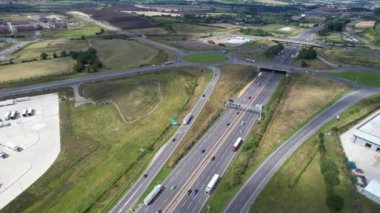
224,90,377,213
111,66,220,213
138,72,283,213
1,12,379,213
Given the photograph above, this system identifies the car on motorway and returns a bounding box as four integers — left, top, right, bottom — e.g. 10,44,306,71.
227,122,230,126
0,151,8,159
143,174,148,178
202,94,206,97
187,189,192,196
171,185,176,190
201,149,206,153
172,138,176,142
241,121,245,126
193,189,198,196
211,156,216,161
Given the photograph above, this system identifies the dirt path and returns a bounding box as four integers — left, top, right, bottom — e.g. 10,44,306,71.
111,81,163,124
72,85,95,107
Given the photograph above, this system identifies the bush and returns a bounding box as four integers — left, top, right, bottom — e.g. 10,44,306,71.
324,170,340,187
40,52,48,60
326,192,345,211
320,158,338,174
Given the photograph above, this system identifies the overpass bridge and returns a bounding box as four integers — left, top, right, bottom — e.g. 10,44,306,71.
270,38,324,48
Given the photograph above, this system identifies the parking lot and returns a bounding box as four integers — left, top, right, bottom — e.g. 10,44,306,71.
0,93,60,209
340,111,380,192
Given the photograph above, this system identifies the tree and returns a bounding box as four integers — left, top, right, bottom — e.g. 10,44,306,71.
61,50,67,57
299,47,317,60
301,60,308,67
53,53,57,58
265,44,284,57
40,52,48,60
326,193,345,211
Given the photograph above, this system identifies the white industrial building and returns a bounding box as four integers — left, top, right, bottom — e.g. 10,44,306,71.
353,111,380,152
363,180,380,205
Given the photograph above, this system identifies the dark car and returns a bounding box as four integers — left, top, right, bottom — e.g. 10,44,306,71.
227,122,230,126
187,189,192,196
211,156,216,161
172,138,176,142
143,174,148,178
193,189,198,196
202,94,206,97
201,149,206,153
356,168,364,173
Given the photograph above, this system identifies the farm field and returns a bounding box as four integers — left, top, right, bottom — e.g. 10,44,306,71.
330,71,380,87
81,8,154,30
11,39,89,62
139,64,257,204
90,39,170,70
0,57,76,83
253,94,380,213
324,32,343,43
319,48,380,68
183,52,229,64
205,74,349,213
361,21,380,45
2,67,210,213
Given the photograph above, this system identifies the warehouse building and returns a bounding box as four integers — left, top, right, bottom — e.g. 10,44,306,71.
363,179,380,205
353,111,380,152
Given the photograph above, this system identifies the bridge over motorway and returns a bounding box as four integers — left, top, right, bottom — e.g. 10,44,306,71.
270,38,324,48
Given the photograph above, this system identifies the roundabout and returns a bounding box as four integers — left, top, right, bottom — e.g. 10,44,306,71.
183,52,230,64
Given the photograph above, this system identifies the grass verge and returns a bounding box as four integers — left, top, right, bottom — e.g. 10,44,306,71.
252,94,380,213
330,71,380,87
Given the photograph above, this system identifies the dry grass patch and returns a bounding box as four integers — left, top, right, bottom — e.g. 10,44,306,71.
0,57,76,82
91,39,170,70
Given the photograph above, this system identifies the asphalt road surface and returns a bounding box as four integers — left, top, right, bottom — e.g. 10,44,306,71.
111,66,221,213
137,72,283,213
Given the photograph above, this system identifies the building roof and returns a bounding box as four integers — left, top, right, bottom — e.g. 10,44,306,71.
364,179,380,198
354,111,380,146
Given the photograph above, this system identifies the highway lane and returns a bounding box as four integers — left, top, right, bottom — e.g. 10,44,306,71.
111,66,220,213
174,73,283,213
138,71,283,213
224,89,377,213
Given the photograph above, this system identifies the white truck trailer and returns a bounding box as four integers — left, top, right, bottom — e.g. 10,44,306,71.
144,184,163,205
205,174,220,194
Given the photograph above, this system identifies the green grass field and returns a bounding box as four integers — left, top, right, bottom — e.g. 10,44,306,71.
204,74,348,213
183,52,229,64
319,48,380,68
2,67,209,213
252,94,380,213
330,71,380,87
